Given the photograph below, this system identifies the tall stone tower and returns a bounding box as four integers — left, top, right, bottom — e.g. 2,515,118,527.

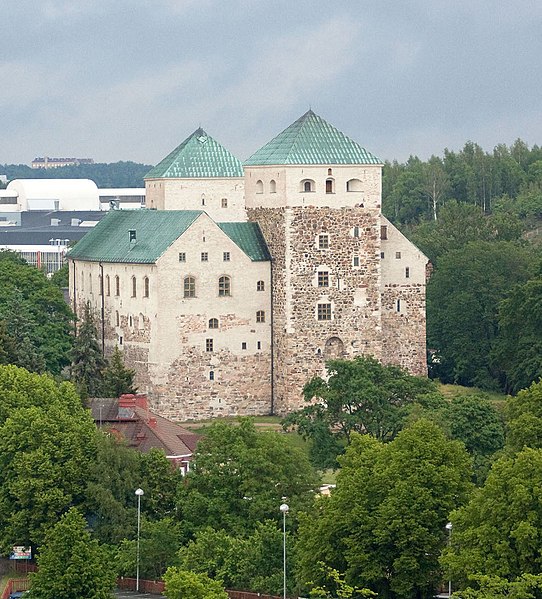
244,110,388,413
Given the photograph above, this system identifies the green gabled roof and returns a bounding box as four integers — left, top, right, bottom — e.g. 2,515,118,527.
67,210,203,263
145,128,243,179
244,110,381,166
218,222,271,262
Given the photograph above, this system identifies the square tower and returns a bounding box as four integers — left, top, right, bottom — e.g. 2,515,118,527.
245,111,388,413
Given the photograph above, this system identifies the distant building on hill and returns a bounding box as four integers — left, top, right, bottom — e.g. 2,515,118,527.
31,156,94,169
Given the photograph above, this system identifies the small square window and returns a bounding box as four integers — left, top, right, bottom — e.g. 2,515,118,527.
353,256,360,267
317,303,332,321
206,338,214,352
201,252,208,262
223,252,230,262
395,252,402,259
405,267,410,278
318,234,329,249
241,342,247,350
318,271,329,287
179,252,186,262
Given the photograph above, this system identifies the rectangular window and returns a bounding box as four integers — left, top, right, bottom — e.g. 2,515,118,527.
241,342,247,350
256,310,265,323
206,338,214,352
201,252,208,262
221,198,228,208
380,252,385,259
209,371,215,381
353,226,360,238
223,252,230,262
353,256,360,267
396,299,401,312
395,251,402,259
317,303,332,321
318,271,329,287
318,234,329,249
381,225,388,240
257,341,261,350
179,252,186,262
405,267,410,278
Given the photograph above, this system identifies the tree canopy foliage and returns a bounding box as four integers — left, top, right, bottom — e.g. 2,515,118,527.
1,160,151,187
284,356,437,468
0,251,73,375
29,507,115,599
177,418,319,536
296,420,473,599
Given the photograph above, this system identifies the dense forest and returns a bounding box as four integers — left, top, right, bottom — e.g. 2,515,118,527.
381,139,542,394
0,161,152,188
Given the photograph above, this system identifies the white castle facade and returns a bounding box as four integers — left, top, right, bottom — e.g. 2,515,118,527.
68,111,428,420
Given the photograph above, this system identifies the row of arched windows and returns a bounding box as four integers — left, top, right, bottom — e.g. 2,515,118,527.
255,179,276,194
300,178,363,193
89,274,150,298
183,277,265,298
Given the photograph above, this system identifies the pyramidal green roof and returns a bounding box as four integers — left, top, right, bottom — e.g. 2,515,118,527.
244,110,381,166
145,128,243,179
67,210,203,263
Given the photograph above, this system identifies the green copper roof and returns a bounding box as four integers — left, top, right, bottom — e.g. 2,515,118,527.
145,128,243,179
244,110,381,166
67,210,271,264
218,222,271,261
67,210,203,263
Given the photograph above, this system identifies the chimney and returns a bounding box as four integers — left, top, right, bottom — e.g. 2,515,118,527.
118,394,136,419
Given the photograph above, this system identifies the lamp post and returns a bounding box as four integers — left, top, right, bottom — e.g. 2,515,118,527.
135,488,144,592
445,522,453,598
280,503,289,599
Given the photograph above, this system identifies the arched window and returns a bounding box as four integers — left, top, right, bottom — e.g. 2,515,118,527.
256,180,263,194
115,276,120,296
201,194,205,206
143,277,149,298
139,313,145,330
256,310,265,323
325,178,335,193
346,178,363,192
105,275,110,296
131,276,137,297
184,276,196,298
269,179,276,193
257,280,265,291
328,168,333,176
301,179,315,192
208,318,219,329
218,275,231,297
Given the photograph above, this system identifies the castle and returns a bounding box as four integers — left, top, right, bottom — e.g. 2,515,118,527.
68,111,428,420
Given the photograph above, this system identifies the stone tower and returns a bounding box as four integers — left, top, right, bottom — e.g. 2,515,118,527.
244,110,390,413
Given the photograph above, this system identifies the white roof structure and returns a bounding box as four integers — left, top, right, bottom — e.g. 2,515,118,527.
6,179,100,211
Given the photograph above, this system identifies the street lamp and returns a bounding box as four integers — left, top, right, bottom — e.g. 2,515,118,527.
445,522,453,598
280,503,289,599
135,488,144,592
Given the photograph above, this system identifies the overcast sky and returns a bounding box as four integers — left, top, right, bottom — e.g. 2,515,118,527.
2,0,542,166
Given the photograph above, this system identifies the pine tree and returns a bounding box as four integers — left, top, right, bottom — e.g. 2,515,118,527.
70,302,107,398
101,345,137,397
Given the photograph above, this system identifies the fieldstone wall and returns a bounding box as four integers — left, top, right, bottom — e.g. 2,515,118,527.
249,205,384,414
